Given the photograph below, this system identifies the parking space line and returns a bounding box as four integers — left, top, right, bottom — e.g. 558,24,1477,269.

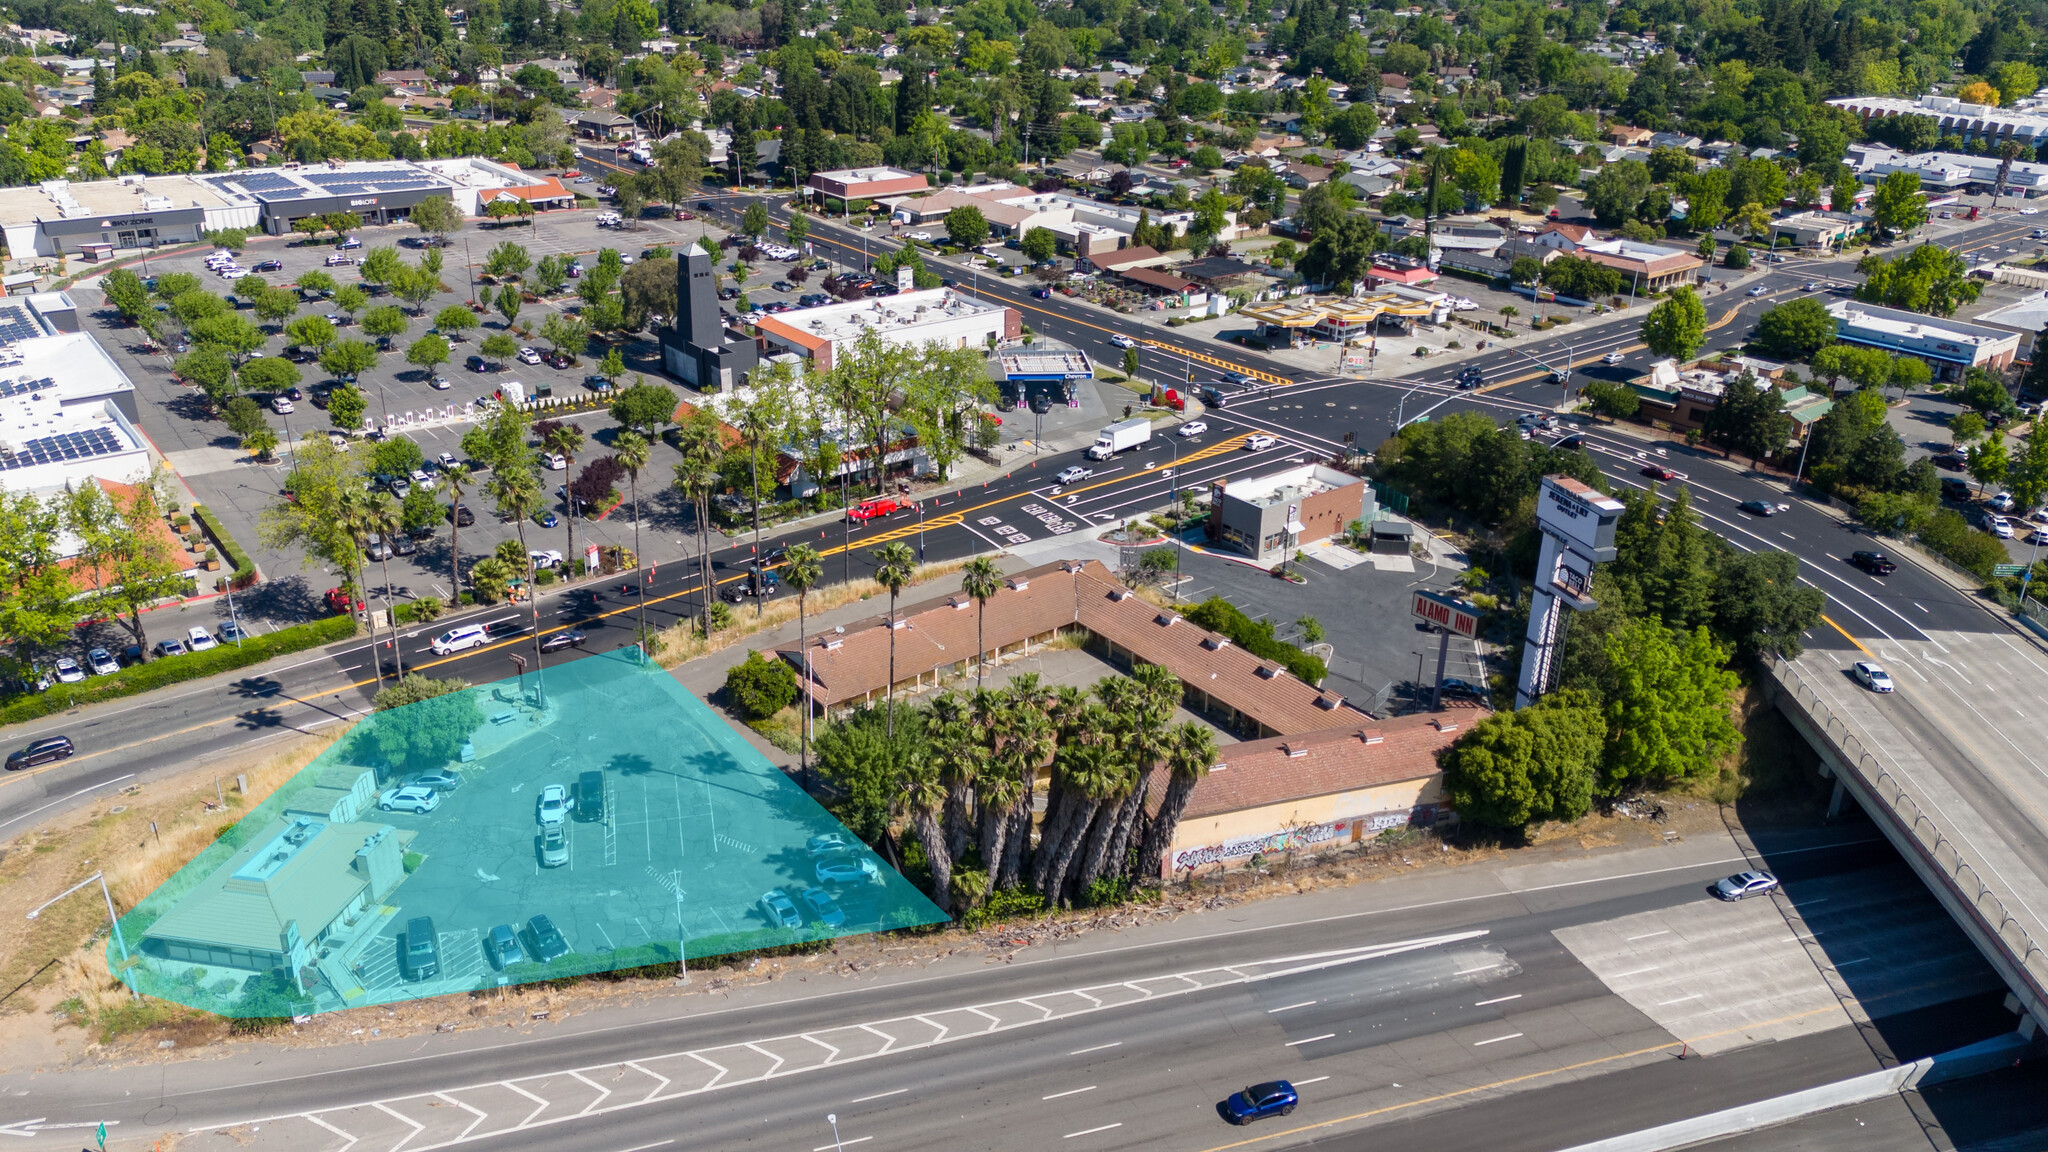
1070,1042,1120,1055
1284,1034,1336,1047
1474,995,1522,1006
810,1137,872,1151
1657,995,1702,1006
1625,931,1670,941
848,1089,907,1103
1472,1033,1525,1046
1610,966,1660,978
1064,1124,1123,1139
1042,1086,1097,1100
1266,1001,1316,1013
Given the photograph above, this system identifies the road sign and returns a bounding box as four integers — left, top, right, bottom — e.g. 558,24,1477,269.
1994,563,2027,577
96,1122,105,1151
1411,589,1481,640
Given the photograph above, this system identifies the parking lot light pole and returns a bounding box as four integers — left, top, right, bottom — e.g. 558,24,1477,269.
827,1115,842,1152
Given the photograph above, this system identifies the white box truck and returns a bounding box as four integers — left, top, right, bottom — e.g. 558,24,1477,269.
1086,417,1152,460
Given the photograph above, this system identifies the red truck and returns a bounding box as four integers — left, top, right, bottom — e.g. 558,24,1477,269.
846,497,901,522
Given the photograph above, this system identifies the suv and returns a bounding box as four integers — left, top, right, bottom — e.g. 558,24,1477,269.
577,770,606,821
403,917,440,980
1850,550,1897,575
6,735,74,771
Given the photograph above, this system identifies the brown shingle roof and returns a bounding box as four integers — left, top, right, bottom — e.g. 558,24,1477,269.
1172,712,1482,820
777,559,1370,736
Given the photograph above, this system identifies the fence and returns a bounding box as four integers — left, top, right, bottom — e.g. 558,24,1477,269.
1767,656,2048,1011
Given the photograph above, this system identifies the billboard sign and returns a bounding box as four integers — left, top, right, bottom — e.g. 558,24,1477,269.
1538,475,1624,561
1411,589,1480,639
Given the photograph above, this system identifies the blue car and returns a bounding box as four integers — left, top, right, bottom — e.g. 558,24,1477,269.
1223,1081,1297,1125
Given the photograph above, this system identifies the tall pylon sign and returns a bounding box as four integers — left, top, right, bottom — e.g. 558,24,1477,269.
1516,475,1625,709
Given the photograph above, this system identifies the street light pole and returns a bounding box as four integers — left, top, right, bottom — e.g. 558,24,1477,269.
827,1114,843,1152
28,871,133,997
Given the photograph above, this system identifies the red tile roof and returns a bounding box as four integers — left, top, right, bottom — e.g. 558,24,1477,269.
1170,712,1482,820
777,559,1370,735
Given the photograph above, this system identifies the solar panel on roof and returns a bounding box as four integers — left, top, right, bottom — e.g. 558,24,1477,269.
0,427,122,471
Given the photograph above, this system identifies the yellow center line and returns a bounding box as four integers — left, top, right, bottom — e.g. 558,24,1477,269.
1820,613,1871,656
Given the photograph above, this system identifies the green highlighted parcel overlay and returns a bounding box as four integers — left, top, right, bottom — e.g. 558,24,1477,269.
111,650,943,1017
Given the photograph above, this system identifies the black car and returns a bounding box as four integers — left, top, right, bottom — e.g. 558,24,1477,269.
544,351,572,369
583,375,614,392
1932,453,1966,471
1556,435,1584,450
391,533,417,557
539,629,586,653
6,735,74,771
717,287,740,301
253,259,284,273
466,354,503,372
402,916,440,980
1850,550,1898,575
527,914,570,962
576,769,606,821
448,503,475,527
1737,500,1786,516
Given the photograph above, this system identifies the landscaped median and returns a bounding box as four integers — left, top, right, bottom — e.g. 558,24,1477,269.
0,614,358,728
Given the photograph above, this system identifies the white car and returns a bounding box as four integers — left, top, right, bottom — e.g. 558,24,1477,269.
431,375,452,390
1178,420,1208,437
1243,434,1278,451
2025,207,2041,215
760,889,803,928
409,468,435,490
1746,285,1769,296
221,267,250,280
1109,334,1138,349
907,231,932,241
438,451,459,470
1989,492,2016,513
807,833,853,856
1852,661,1894,692
186,625,219,652
539,825,569,867
815,852,880,885
530,549,564,569
517,347,543,365
1452,298,1479,312
799,886,846,927
1988,515,2015,538
378,785,441,813
1602,352,1626,365
544,452,566,470
272,396,294,414
1713,870,1780,900
536,783,574,826
54,657,85,684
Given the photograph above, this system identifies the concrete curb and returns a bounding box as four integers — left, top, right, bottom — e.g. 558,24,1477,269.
1548,1031,2033,1152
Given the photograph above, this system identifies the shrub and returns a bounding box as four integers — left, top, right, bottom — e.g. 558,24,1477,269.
191,503,257,589
724,649,798,719
1917,508,2013,579
1180,597,1328,683
959,886,1049,929
0,614,357,725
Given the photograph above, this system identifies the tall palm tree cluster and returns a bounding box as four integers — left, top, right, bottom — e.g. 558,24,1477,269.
821,664,1219,917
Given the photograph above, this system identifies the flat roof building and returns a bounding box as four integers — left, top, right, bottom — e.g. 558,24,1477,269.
1205,463,1372,563
752,286,1020,373
412,157,575,215
1826,299,2022,381
191,161,461,234
0,318,149,494
0,174,247,258
1831,94,2048,152
806,166,931,205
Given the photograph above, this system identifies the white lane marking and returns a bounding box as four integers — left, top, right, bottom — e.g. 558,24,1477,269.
1454,963,1501,975
1610,966,1661,978
0,774,136,832
1625,931,1670,941
848,1089,907,1104
615,1143,674,1152
1294,1076,1331,1086
1284,1034,1336,1046
1069,1042,1121,1055
811,1137,873,1151
1064,1124,1123,1139
1042,1086,1098,1100
1473,1033,1526,1046
1474,994,1523,1007
1267,1001,1316,1014
1658,995,1703,1006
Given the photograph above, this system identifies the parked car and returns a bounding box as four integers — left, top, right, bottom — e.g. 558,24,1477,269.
448,503,475,527
539,825,570,867
759,888,803,929
808,833,854,855
1223,1082,1299,1125
536,783,574,825
87,647,120,676
378,785,441,813
218,621,248,644
1852,661,1895,692
53,657,85,683
1031,287,1052,299
815,852,880,884
252,259,284,273
186,626,219,652
1850,550,1897,575
405,770,463,792
484,924,524,970
155,638,188,658
1986,514,2015,539
799,887,845,926
5,735,74,771
402,916,440,979
526,914,570,962
1712,871,1780,900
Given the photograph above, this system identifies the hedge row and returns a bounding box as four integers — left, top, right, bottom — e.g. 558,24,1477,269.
190,504,257,590
1180,597,1329,685
1917,507,2015,580
0,614,358,727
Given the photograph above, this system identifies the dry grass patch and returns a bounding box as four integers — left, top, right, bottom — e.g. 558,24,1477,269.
648,559,969,667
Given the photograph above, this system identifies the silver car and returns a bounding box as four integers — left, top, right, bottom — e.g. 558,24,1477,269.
1713,871,1779,900
760,888,803,928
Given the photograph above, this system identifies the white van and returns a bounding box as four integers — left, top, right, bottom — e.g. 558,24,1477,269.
431,624,489,655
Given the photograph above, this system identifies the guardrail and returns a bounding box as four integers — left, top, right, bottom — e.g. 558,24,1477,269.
1766,656,2048,1012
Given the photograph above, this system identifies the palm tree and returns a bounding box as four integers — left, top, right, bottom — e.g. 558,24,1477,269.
541,421,585,576
338,486,385,690
783,543,824,787
361,491,407,680
1034,734,1119,905
671,412,725,637
612,430,652,651
897,744,953,915
960,555,1002,690
1136,722,1220,883
871,540,917,737
441,462,472,607
488,464,549,689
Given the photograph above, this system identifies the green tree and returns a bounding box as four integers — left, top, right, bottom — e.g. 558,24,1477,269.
358,246,403,292
285,313,338,352
434,306,477,340
1020,227,1058,264
2008,423,2048,513
740,202,769,236
872,541,918,736
610,378,677,438
1969,434,2011,494
254,287,300,329
1597,621,1740,793
0,490,84,671
63,475,190,660
495,283,523,331
961,555,1003,691
1439,691,1603,832
724,649,799,719
1640,286,1707,360
411,195,463,242
321,339,378,383
945,205,989,250
1855,243,1981,316
1754,297,1836,359
406,333,450,374
362,305,408,343
1712,550,1825,659
1585,160,1652,226
485,241,532,281
361,675,482,769
328,383,368,430
1870,169,1929,239
1702,371,1793,464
